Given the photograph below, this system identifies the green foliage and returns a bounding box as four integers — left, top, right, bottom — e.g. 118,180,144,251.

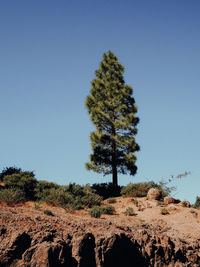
36,182,102,210
101,205,115,215
3,171,38,200
132,199,138,206
88,206,102,218
85,51,139,185
36,180,59,193
92,183,121,199
107,197,116,204
0,166,22,181
81,193,102,208
88,204,115,218
160,208,169,215
0,188,25,205
43,209,54,216
124,207,136,216
193,196,200,209
121,181,163,197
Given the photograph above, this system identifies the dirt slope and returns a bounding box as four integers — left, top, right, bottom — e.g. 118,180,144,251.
0,197,200,266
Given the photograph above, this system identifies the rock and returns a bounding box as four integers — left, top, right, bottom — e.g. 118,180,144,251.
23,241,77,267
181,201,191,208
0,231,31,266
147,188,162,200
0,204,200,266
164,197,175,205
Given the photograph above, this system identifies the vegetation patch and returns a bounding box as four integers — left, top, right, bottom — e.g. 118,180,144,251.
160,208,169,215
88,205,115,218
123,207,136,216
0,188,26,205
88,206,103,218
121,181,164,198
193,196,200,209
132,199,139,206
107,197,116,204
101,205,115,215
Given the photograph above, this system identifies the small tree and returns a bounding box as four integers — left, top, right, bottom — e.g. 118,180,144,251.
85,51,139,186
0,166,22,182
4,171,38,200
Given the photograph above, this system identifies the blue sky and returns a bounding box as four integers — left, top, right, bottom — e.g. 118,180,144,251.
0,0,199,203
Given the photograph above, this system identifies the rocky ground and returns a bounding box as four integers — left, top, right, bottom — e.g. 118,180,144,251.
1,197,200,266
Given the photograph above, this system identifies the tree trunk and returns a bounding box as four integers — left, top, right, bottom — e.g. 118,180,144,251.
112,116,118,186
112,161,118,186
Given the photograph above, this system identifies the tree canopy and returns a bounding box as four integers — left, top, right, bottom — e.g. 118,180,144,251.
85,51,140,186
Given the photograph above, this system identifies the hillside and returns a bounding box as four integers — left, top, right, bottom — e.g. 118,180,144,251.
0,197,200,266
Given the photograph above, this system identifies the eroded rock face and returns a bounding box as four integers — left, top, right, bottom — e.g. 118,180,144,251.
0,207,200,267
147,188,161,200
97,233,148,267
0,231,31,266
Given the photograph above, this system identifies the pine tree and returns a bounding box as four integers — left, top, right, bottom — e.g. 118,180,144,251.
85,51,140,186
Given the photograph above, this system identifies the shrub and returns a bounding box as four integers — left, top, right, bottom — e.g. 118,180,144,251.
92,183,121,199
101,205,115,215
40,187,73,206
107,197,116,204
36,183,102,210
88,206,103,218
43,209,54,216
124,207,136,216
160,208,169,215
36,180,59,194
0,166,22,182
132,199,138,206
81,193,102,208
193,196,200,209
0,188,26,205
121,181,163,198
65,183,85,197
3,171,38,200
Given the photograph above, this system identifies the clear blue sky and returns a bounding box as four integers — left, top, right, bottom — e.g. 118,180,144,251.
0,0,199,203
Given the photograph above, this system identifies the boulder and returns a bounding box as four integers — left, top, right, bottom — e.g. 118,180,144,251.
181,201,191,208
164,197,175,205
147,188,161,200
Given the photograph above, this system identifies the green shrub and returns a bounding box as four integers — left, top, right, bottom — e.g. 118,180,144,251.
42,188,74,206
36,180,59,194
36,183,102,210
81,193,102,208
0,166,22,182
107,197,116,204
193,196,200,209
132,199,138,206
101,205,115,215
124,207,136,216
4,171,38,200
121,181,163,198
43,209,54,216
160,208,169,215
88,206,103,218
65,183,85,197
0,188,26,205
